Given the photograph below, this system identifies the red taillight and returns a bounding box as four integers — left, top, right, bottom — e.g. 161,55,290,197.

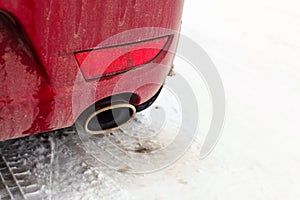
74,35,170,80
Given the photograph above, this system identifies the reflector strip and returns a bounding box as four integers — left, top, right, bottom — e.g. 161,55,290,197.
74,35,170,80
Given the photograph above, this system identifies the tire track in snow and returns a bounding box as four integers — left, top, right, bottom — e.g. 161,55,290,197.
0,155,25,199
0,127,129,200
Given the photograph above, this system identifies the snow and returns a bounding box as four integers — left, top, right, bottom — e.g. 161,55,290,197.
1,0,300,199
171,0,300,199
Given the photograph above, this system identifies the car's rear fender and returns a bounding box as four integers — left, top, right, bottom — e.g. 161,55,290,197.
0,12,55,139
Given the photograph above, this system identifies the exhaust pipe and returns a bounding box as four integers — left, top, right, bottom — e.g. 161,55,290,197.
84,101,136,134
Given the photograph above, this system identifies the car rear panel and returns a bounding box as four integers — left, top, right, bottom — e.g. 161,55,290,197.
0,0,184,140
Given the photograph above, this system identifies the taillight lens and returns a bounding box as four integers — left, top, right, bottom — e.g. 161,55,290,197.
75,35,170,80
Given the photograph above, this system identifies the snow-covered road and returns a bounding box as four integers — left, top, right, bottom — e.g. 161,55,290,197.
179,0,300,199
1,0,300,199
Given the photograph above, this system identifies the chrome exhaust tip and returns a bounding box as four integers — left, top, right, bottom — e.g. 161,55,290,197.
84,102,136,134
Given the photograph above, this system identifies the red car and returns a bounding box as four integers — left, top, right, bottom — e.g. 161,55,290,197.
0,0,184,140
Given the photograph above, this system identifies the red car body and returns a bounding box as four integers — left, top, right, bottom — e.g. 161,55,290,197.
0,0,184,140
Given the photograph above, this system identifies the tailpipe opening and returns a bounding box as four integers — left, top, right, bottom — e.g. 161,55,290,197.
84,102,136,134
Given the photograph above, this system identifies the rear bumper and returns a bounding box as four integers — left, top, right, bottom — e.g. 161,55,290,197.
0,0,184,140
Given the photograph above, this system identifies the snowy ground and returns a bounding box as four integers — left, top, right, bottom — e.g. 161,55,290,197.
1,0,300,199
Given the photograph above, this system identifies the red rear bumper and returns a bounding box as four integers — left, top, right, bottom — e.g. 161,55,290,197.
0,0,184,140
